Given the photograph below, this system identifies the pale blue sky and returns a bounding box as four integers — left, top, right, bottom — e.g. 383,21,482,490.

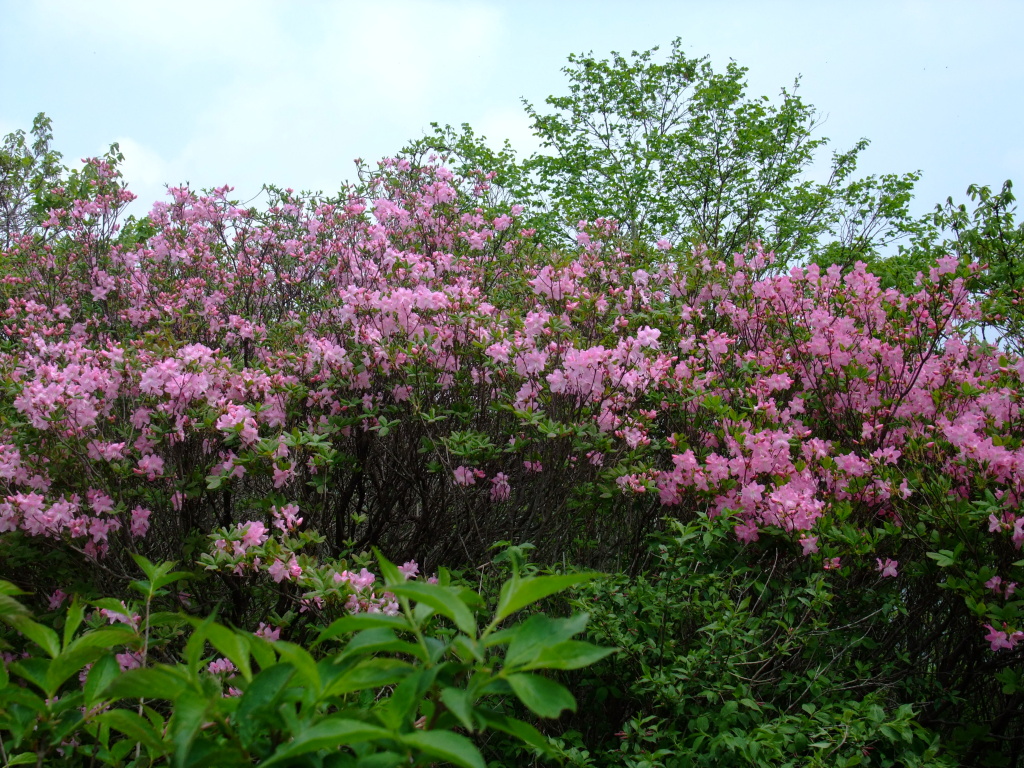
2,0,1021,221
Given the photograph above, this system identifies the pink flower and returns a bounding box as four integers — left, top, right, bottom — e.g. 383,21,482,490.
208,658,236,675
453,466,476,486
268,559,289,583
116,651,142,672
799,535,819,556
135,454,164,481
490,472,511,502
255,622,280,641
984,624,1017,651
876,558,898,578
823,557,841,571
397,561,419,579
734,520,760,544
240,520,268,548
129,506,151,537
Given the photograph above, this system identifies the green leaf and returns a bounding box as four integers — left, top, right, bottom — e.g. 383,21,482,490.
440,687,475,732
45,645,108,696
506,673,576,718
85,653,121,708
102,666,189,701
9,616,60,658
170,689,208,768
494,573,601,623
261,717,391,767
201,620,252,682
315,613,412,647
521,640,614,671
272,640,322,698
478,709,557,756
341,628,425,662
322,657,413,697
389,581,477,637
236,664,295,749
399,730,486,768
503,613,589,668
4,754,38,766
96,708,170,755
62,596,86,649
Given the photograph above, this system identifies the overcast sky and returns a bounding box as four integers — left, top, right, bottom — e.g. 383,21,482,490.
2,0,1021,221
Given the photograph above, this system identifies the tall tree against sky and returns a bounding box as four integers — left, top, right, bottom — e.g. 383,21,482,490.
410,39,922,266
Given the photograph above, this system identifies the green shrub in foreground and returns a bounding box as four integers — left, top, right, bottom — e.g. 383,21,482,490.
0,553,610,767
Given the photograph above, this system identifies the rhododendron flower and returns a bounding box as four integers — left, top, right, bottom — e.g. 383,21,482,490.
876,558,898,578
984,624,1023,651
453,466,476,486
255,622,280,641
135,453,164,480
734,520,759,544
239,520,268,548
490,472,511,502
799,535,819,555
272,503,302,533
208,658,236,675
48,589,68,610
823,557,841,571
397,561,419,579
116,651,142,672
129,506,152,537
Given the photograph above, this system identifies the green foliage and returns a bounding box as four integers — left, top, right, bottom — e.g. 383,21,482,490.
0,554,610,767
410,40,921,264
553,516,961,768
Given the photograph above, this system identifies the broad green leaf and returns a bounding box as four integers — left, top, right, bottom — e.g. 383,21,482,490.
494,573,601,623
521,640,614,671
475,709,557,757
45,645,108,696
102,666,189,701
96,708,170,755
399,730,486,768
9,616,60,658
84,653,121,708
261,717,391,767
273,641,322,698
170,689,208,768
66,626,138,655
341,627,425,661
504,613,589,668
202,620,252,682
4,754,37,766
315,613,412,647
9,658,49,694
440,686,475,732
389,581,477,637
506,673,576,718
322,657,413,697
237,664,295,750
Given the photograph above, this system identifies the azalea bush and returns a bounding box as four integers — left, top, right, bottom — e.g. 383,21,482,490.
1,112,1023,763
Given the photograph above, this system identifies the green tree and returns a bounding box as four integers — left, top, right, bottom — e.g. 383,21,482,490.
406,40,922,265
0,113,64,251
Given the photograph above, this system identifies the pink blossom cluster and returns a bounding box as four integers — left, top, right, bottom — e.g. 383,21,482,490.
0,154,1021,651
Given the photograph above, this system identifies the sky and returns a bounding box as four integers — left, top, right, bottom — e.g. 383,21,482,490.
2,0,1021,222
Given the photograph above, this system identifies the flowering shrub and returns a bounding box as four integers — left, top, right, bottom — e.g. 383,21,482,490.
1,141,1023,761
